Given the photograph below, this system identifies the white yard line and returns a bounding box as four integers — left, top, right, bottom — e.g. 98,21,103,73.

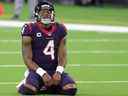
1,81,128,85
1,20,128,32
0,40,20,43
69,64,128,67
0,82,19,85
68,50,128,54
66,23,128,32
68,39,128,42
0,51,20,54
1,39,128,43
1,50,128,54
0,65,24,68
76,81,128,84
0,64,128,68
69,50,128,54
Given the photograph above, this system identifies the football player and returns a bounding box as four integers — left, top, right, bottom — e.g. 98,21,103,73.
17,1,77,95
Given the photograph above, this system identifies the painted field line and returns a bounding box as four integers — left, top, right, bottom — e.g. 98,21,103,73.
69,50,128,54
0,40,20,43
69,39,128,42
1,39,128,43
69,64,128,67
1,20,128,32
0,64,128,68
1,50,128,54
0,82,19,85
0,65,24,68
1,81,128,85
76,81,128,84
0,51,20,54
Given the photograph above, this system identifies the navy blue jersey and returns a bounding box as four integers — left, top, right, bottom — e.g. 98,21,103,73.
22,22,67,71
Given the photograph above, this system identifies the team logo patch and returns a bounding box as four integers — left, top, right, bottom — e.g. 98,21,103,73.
36,32,42,37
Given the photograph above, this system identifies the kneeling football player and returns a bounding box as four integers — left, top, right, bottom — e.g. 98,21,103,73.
17,1,77,96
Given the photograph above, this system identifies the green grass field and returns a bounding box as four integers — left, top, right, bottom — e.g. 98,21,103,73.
1,28,128,96
0,2,128,96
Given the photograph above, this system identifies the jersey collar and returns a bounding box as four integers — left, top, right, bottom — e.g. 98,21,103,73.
36,22,56,36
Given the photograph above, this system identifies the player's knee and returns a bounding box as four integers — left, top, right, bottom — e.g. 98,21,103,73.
62,84,77,95
63,83,76,90
18,84,37,95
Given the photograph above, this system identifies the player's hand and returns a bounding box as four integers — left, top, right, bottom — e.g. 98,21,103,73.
52,71,61,85
42,73,53,86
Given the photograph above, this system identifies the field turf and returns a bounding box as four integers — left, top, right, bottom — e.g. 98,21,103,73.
0,27,128,96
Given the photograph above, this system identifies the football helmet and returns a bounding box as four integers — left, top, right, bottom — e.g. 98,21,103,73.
34,1,55,24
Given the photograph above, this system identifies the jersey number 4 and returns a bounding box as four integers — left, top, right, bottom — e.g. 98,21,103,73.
43,40,55,60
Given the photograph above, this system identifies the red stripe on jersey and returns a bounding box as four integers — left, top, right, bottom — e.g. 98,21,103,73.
27,23,32,32
36,22,56,36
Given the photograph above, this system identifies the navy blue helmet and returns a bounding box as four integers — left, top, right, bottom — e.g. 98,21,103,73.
34,1,55,24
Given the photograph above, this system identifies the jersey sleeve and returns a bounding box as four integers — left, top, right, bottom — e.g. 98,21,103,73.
21,24,32,37
60,24,67,39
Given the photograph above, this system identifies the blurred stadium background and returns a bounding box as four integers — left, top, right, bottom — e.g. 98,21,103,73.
0,0,128,96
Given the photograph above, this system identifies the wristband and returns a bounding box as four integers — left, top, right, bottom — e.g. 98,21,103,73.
36,67,46,77
56,66,64,74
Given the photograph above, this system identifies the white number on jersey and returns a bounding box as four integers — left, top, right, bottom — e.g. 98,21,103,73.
43,40,55,60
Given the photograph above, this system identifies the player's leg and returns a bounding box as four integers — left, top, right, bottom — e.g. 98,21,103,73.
14,0,24,15
28,0,38,19
39,85,60,95
12,0,24,19
59,73,77,96
17,70,43,95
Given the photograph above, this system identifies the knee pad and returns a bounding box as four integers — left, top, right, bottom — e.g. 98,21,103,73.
18,84,37,95
61,88,77,96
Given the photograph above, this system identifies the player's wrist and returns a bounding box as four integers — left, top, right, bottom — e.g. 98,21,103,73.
36,67,46,77
56,66,64,74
